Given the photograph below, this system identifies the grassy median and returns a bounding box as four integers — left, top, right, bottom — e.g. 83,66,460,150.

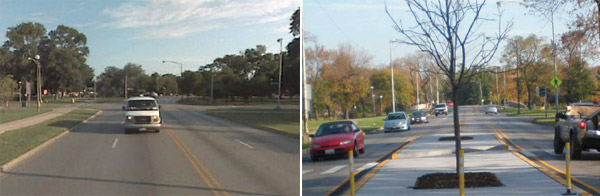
0,107,52,124
205,108,299,137
533,117,556,126
0,108,98,166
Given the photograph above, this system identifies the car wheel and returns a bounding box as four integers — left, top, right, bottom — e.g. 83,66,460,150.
359,144,365,154
435,113,438,116
353,142,359,157
553,130,564,154
570,134,582,160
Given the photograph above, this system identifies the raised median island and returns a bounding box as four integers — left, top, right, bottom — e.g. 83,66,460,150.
414,172,503,189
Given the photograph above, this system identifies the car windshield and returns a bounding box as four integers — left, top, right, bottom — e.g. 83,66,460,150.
387,113,406,120
315,123,351,136
435,104,446,108
127,100,158,111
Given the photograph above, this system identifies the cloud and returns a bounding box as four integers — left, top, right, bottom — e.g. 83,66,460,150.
102,0,299,39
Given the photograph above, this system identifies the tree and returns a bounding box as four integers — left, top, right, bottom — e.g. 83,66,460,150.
564,59,596,102
283,7,301,97
386,0,511,174
321,44,371,119
0,75,17,107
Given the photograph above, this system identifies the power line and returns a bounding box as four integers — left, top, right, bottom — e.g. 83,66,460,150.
314,0,352,42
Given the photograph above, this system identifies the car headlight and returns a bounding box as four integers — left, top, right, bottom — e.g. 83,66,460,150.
340,140,351,145
311,144,321,148
152,115,161,122
126,116,133,122
421,116,426,119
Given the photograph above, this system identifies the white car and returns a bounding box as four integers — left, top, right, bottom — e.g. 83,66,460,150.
485,105,498,114
123,96,162,133
383,112,410,133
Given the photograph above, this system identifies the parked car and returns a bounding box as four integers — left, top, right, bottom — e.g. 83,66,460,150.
447,102,454,107
554,104,600,159
485,105,498,114
434,103,449,116
309,121,365,161
122,96,162,133
384,112,410,132
410,110,429,124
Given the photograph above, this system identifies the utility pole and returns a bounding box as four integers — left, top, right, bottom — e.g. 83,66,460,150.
416,68,420,110
479,80,483,105
389,41,397,112
124,69,128,100
436,74,439,104
495,67,499,105
277,38,283,110
94,78,97,100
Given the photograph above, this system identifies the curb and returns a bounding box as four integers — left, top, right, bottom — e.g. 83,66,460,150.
0,109,102,173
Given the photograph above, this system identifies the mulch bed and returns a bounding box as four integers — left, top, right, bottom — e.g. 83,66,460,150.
438,136,474,141
413,172,503,189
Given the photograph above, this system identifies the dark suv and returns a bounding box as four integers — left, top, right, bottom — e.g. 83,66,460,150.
410,110,429,124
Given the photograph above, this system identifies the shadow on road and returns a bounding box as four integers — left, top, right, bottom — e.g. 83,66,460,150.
0,171,277,196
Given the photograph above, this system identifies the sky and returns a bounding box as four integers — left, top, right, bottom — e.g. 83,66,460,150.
0,0,300,76
304,0,574,68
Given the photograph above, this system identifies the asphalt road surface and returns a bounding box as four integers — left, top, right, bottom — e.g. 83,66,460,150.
0,98,300,195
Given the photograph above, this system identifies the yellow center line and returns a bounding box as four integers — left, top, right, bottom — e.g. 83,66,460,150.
486,121,600,195
166,128,230,196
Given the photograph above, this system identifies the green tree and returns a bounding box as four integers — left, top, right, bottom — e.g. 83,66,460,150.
0,75,17,107
565,59,596,102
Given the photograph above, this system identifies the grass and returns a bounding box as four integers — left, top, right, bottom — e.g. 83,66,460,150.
0,108,98,166
500,106,556,117
0,107,52,124
48,97,124,104
182,97,299,106
205,108,299,137
533,117,556,126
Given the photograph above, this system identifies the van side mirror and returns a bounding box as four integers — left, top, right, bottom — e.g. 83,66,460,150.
309,134,315,138
122,106,126,111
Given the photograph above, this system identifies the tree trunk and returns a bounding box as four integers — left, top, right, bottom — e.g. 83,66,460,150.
526,85,533,110
452,85,462,175
344,110,349,119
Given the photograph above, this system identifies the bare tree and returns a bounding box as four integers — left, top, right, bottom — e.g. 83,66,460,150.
386,0,512,174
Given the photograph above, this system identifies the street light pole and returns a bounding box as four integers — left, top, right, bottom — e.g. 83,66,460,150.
389,41,397,112
370,86,376,117
497,0,559,112
28,55,41,112
162,60,184,102
277,38,284,110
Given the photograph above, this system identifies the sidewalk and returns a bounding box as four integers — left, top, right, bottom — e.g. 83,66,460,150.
357,131,575,195
0,106,77,134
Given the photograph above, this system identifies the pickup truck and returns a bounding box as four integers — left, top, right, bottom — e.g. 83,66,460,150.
554,104,600,159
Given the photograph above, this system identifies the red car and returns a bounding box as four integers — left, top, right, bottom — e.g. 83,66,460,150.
446,102,454,107
309,121,365,161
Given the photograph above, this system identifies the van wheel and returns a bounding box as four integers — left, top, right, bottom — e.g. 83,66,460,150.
155,129,160,133
553,130,564,154
570,135,582,159
124,129,131,134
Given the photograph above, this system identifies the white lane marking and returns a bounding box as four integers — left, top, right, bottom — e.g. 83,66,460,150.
235,139,255,149
321,165,346,174
112,138,119,149
303,169,313,175
357,162,378,171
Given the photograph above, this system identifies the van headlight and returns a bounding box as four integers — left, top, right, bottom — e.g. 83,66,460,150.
126,116,133,122
152,115,161,123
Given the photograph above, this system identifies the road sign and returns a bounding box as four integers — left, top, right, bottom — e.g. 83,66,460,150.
550,77,562,89
537,86,546,97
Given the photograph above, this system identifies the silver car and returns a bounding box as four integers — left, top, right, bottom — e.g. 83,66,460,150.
383,112,410,133
485,105,498,114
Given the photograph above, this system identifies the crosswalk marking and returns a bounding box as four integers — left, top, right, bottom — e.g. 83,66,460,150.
321,165,346,174
302,169,313,175
357,162,378,171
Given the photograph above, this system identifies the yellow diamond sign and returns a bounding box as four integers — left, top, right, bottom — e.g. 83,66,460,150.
550,76,562,89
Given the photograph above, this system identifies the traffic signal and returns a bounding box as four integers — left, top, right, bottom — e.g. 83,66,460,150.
538,86,546,97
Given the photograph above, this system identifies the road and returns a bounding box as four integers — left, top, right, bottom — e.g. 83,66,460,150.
301,109,456,196
0,98,300,195
303,105,600,195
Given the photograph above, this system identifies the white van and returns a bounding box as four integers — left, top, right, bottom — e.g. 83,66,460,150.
122,96,162,133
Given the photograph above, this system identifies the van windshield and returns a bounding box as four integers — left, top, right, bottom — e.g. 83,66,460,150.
127,100,158,111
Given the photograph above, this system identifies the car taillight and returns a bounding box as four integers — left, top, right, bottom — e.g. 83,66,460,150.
580,121,586,129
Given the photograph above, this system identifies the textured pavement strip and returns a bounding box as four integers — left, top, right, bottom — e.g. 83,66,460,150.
357,133,572,195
